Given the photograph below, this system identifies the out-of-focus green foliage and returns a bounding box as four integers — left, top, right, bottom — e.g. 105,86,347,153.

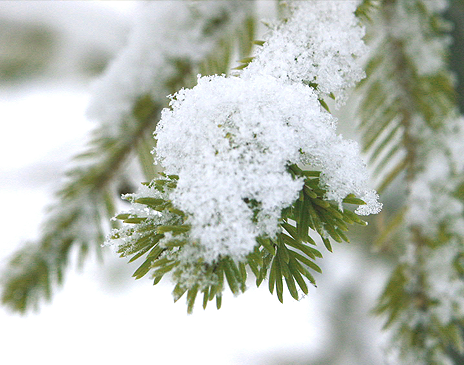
1,3,256,313
357,0,464,363
0,20,56,81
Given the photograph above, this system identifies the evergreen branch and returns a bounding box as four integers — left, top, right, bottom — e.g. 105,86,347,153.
373,205,407,251
355,0,381,22
1,97,161,314
357,0,456,190
110,166,369,312
106,1,380,313
1,3,257,314
357,1,464,362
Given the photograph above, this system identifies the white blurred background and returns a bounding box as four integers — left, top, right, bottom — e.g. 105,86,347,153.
0,2,389,364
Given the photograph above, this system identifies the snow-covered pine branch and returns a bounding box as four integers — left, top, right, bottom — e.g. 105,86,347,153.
357,0,464,363
1,0,254,314
109,1,381,312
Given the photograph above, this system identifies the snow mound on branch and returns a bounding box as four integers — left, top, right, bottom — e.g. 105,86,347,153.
155,74,380,263
243,1,367,105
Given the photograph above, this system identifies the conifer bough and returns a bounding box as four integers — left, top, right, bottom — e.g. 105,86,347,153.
4,0,464,363
111,168,371,313
108,1,381,312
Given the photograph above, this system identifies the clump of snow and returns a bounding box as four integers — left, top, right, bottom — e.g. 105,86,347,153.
153,0,381,263
243,1,368,105
156,74,380,263
156,75,306,262
305,134,380,215
106,0,382,267
86,1,251,127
